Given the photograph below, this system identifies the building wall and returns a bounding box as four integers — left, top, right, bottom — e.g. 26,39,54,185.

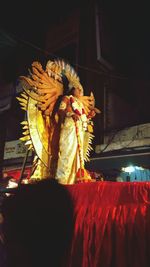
45,3,105,148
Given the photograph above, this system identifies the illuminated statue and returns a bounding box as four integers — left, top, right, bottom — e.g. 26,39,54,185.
17,59,100,184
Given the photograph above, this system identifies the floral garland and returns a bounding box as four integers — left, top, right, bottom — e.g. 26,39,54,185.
70,96,87,127
70,96,89,179
70,96,84,114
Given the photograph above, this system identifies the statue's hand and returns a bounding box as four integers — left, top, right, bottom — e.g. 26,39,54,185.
78,95,94,114
78,92,101,115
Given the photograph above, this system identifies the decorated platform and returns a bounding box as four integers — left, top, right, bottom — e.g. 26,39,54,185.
1,179,150,267
65,181,150,267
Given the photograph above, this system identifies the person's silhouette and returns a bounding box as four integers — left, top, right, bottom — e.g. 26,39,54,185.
1,178,74,267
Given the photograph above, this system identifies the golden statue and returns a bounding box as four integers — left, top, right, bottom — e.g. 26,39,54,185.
17,59,100,184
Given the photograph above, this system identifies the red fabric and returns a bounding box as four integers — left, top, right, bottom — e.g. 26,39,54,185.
3,167,31,181
65,181,150,267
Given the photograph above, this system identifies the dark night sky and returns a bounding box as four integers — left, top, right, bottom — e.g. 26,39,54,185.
0,0,82,78
111,1,150,78
0,1,80,45
1,0,150,79
0,0,150,132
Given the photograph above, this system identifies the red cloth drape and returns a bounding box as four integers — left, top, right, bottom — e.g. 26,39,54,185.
65,181,150,267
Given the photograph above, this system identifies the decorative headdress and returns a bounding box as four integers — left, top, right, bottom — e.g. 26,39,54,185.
19,59,84,116
46,59,84,94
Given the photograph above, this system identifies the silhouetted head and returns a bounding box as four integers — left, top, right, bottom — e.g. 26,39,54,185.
2,178,74,267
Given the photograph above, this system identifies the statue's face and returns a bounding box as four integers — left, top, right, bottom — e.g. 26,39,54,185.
73,87,83,97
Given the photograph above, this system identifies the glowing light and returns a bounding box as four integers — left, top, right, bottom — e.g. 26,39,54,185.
122,165,145,173
7,179,18,189
135,166,144,170
122,166,135,173
6,179,18,196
